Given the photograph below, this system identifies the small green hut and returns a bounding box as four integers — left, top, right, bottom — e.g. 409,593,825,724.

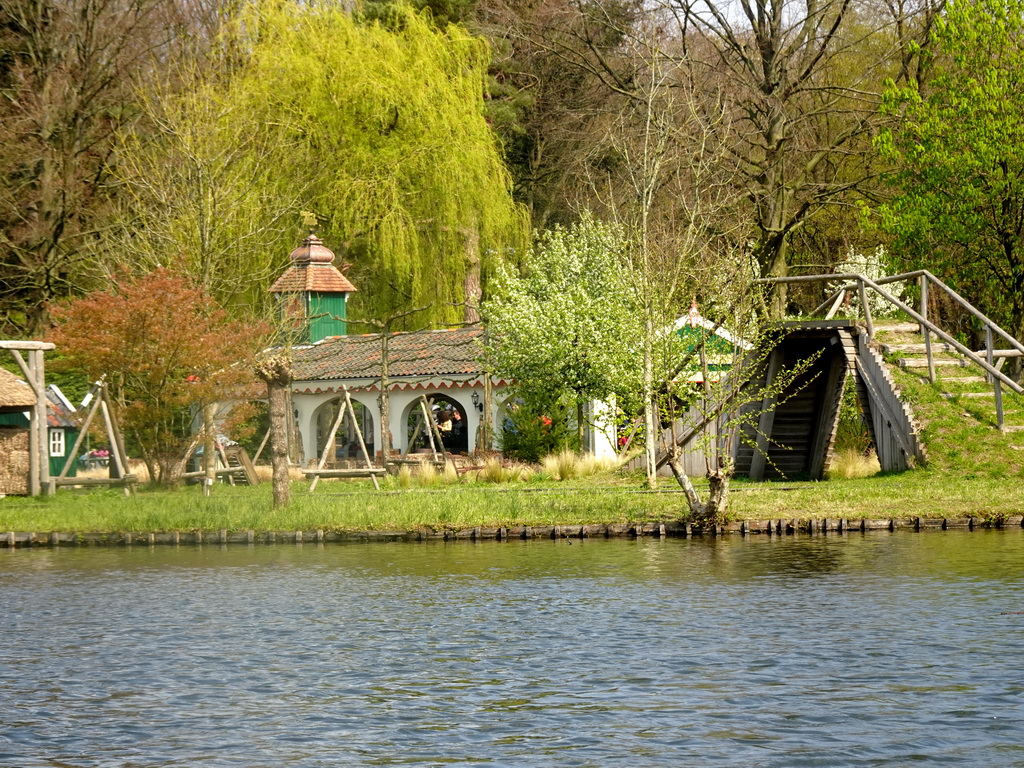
0,383,79,479
672,301,749,383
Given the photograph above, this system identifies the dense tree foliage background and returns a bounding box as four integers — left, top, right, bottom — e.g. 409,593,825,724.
3,0,1024,360
877,0,1024,343
483,215,644,452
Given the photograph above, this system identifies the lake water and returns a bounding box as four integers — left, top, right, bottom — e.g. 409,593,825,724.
2,531,1023,767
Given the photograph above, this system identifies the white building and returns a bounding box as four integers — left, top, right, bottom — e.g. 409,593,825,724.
289,327,508,463
272,233,616,466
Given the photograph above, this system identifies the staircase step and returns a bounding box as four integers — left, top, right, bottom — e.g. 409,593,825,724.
939,376,987,384
897,358,966,368
874,322,920,333
880,342,955,354
941,392,995,399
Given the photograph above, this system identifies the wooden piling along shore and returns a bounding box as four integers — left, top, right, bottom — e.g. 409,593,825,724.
2,515,1023,547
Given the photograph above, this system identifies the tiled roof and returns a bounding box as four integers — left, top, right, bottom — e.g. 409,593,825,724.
269,263,357,294
291,327,485,382
0,368,36,409
45,388,78,428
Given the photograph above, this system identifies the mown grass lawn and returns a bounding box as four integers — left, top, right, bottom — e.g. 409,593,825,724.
2,362,1020,534
0,467,1018,534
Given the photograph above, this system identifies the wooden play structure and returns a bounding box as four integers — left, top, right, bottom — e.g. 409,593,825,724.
179,442,260,487
54,377,136,495
0,343,136,496
389,394,454,472
304,385,385,492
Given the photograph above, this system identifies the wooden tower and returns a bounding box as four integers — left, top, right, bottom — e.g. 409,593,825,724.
270,232,357,344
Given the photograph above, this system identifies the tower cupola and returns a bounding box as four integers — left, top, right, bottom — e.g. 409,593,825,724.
270,232,357,343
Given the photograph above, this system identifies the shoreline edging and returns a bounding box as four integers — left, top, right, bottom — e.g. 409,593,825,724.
2,515,1023,547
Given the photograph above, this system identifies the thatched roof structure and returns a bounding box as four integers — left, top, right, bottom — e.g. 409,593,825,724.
0,368,35,410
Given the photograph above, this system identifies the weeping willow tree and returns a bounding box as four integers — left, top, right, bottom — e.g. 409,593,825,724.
102,68,302,320
233,1,528,327
94,1,525,327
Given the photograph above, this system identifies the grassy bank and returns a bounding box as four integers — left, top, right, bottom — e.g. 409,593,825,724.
2,364,1020,535
0,469,1019,534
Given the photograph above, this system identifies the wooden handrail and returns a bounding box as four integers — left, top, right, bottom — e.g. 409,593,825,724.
778,270,1024,356
757,272,1024,394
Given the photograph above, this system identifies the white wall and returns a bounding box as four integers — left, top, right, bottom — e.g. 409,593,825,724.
292,383,505,464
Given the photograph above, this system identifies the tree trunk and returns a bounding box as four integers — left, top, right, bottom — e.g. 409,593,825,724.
757,232,790,319
576,400,585,450
481,365,493,452
256,355,292,509
667,449,701,510
463,226,482,324
202,403,216,497
267,379,290,508
667,447,732,528
704,467,730,524
643,320,658,488
379,332,392,466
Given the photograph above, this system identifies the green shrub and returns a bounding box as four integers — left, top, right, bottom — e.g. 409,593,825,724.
499,400,572,463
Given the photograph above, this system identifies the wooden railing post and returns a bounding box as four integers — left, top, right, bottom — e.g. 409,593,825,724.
987,326,1004,429
824,289,846,320
920,274,935,384
858,279,874,338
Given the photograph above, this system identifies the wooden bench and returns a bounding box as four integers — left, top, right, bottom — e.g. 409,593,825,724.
302,468,387,478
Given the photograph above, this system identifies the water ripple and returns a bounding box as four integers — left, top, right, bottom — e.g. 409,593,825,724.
1,533,1023,767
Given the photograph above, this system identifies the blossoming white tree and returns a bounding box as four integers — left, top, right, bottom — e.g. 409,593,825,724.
483,215,643,453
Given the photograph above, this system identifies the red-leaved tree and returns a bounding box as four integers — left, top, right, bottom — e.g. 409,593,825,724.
48,269,269,484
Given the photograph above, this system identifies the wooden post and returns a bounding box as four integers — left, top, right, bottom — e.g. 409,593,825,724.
31,350,52,495
203,403,216,496
10,349,41,495
378,333,393,468
216,440,233,486
102,387,132,489
343,387,380,491
808,350,846,479
482,373,493,451
404,408,426,456
58,383,103,480
858,279,874,339
309,396,348,494
920,274,935,384
99,396,129,496
252,426,271,464
824,289,846,320
419,397,441,463
987,326,1004,429
2,341,55,496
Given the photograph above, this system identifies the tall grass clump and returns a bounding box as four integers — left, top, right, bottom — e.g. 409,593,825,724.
827,447,881,479
826,375,879,479
394,465,415,489
473,457,534,483
540,450,617,481
383,461,461,489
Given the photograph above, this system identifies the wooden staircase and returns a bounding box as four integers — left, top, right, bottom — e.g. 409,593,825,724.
873,323,1024,433
638,321,925,481
639,270,1024,481
730,322,924,479
732,327,850,480
222,445,260,486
